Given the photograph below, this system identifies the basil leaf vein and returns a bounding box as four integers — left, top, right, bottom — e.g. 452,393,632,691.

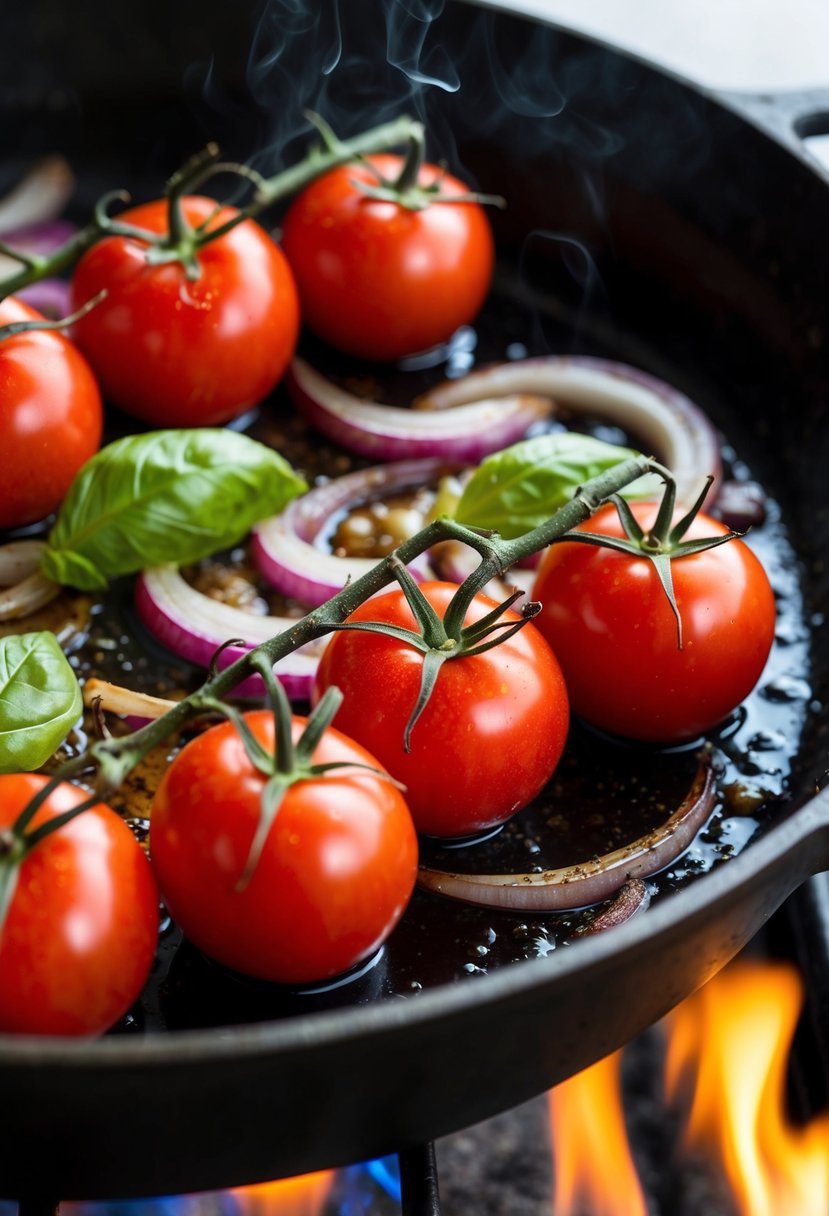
453,432,652,539
0,632,82,773
41,430,307,590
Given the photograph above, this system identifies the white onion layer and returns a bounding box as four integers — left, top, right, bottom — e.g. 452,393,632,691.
0,541,61,620
417,356,722,505
417,759,716,911
0,157,74,238
287,357,554,463
136,565,325,701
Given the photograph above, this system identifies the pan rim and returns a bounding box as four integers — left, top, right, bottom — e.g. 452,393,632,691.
2,786,826,1068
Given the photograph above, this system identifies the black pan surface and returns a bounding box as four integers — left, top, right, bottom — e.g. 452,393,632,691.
2,0,829,1201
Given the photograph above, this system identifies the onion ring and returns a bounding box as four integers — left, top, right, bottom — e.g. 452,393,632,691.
0,541,61,620
417,757,716,911
582,878,651,934
136,565,325,701
287,356,554,463
417,356,721,504
251,458,449,606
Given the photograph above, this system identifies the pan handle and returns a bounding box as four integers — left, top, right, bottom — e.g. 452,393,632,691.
722,87,829,173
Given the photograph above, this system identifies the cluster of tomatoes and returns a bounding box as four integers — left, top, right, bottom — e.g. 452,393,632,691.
0,151,497,1036
0,150,778,1040
1,153,493,532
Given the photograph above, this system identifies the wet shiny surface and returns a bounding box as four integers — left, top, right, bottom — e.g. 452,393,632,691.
47,286,810,1034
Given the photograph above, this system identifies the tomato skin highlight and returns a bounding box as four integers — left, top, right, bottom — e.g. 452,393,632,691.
532,503,777,743
149,712,418,985
0,774,159,1037
313,582,570,839
0,297,102,530
281,154,494,361
69,196,300,426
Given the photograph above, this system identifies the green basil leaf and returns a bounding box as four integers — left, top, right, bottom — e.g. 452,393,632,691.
0,632,82,772
41,430,307,591
453,432,654,539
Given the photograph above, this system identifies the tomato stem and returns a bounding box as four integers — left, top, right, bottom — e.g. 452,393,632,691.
0,289,106,345
15,454,669,827
0,113,425,299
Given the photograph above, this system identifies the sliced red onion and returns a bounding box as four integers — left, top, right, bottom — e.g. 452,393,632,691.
16,278,72,320
136,565,326,701
287,357,554,463
417,357,722,505
252,459,447,606
0,157,74,236
0,540,46,584
83,678,178,722
583,879,650,934
417,758,716,911
0,540,60,620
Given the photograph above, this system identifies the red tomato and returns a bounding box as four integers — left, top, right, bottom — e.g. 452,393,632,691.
69,196,300,426
0,774,158,1036
0,297,102,530
313,582,569,838
150,711,418,985
532,503,777,743
280,154,494,361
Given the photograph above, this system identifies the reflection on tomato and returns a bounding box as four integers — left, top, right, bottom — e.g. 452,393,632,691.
0,774,158,1036
0,297,102,530
533,503,777,742
70,196,299,426
313,582,569,838
150,711,418,985
281,155,494,361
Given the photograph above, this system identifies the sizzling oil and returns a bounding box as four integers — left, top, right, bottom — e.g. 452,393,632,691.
8,287,811,1034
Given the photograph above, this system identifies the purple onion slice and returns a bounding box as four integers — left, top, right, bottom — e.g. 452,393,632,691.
252,458,453,606
417,757,716,911
416,356,722,505
136,565,326,701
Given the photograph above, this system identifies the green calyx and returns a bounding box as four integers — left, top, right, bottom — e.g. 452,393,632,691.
201,655,401,889
330,557,540,751
0,780,102,937
351,122,504,213
554,475,741,648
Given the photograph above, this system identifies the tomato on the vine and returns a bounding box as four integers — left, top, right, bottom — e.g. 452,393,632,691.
69,196,300,426
0,297,102,531
280,154,495,361
149,711,418,985
313,581,569,839
0,774,158,1036
532,502,777,743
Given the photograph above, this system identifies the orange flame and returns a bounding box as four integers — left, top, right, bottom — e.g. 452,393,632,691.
664,959,829,1216
230,1170,334,1216
548,1050,648,1216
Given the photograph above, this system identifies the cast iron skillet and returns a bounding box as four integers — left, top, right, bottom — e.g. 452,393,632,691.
3,0,829,1202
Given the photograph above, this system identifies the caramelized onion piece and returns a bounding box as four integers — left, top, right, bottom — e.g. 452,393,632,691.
417,757,716,911
83,678,179,721
0,541,61,620
582,879,651,934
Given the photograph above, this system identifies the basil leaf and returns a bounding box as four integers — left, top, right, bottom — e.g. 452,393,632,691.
0,632,82,772
453,432,656,539
41,430,307,591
